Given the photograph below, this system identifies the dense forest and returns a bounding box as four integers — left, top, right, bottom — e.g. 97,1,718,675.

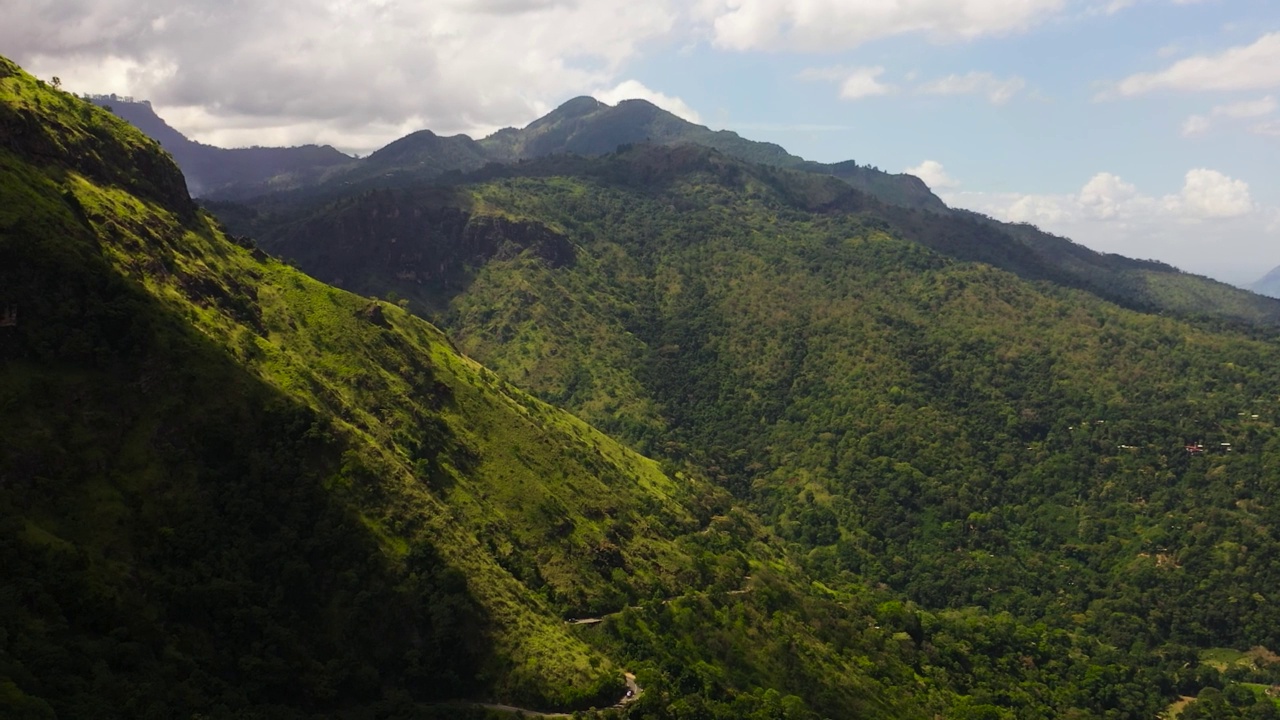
236,143,1280,719
7,52,1280,720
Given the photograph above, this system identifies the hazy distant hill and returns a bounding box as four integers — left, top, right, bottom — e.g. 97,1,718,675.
89,95,353,197
1253,263,1280,299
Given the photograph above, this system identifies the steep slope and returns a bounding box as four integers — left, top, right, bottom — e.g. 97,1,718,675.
89,96,353,197
107,95,1277,326
2,54,1249,717
3,60,663,717
3,55,1005,720
243,142,1280,716
240,145,1280,333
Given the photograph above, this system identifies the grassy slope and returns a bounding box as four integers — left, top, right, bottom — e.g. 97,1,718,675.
220,146,1280,716
0,57,949,720
0,57,678,715
255,155,1280,659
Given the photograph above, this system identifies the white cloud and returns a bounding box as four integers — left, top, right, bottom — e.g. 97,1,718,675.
1078,172,1138,219
699,0,1067,52
1182,114,1211,137
916,71,1026,104
1213,96,1278,119
904,160,959,189
800,65,894,100
1177,168,1252,218
943,169,1271,285
840,67,894,100
594,80,703,124
1180,96,1277,137
1105,0,1213,13
2,0,678,153
1253,120,1280,137
1114,32,1280,96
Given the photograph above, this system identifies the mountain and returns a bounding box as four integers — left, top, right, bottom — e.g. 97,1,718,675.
100,94,942,212
105,95,1280,327
2,56,949,719
13,54,1280,720
479,96,946,211
1253,264,1280,299
88,95,353,197
119,93,1265,329
229,140,1280,718
226,142,1280,333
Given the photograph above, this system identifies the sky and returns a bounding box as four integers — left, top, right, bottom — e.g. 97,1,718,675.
3,0,1279,286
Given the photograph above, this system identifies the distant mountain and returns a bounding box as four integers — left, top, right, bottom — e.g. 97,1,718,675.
479,96,946,211
224,142,1280,330
1254,264,1280,299
99,94,944,211
88,95,353,197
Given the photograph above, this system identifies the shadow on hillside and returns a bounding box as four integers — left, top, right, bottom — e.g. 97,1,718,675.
212,185,577,317
0,216,497,718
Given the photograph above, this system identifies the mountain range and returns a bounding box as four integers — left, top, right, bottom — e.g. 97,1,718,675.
9,54,1280,720
87,96,353,197
100,93,1280,329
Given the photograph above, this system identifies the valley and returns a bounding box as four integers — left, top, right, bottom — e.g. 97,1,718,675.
5,51,1280,720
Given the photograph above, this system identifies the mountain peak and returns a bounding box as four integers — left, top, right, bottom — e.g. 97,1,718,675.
552,95,607,117
525,95,607,133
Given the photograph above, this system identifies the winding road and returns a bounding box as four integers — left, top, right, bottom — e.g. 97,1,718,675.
438,579,753,716
440,672,641,718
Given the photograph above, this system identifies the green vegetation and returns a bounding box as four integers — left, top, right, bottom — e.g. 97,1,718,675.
1,55,879,718
12,51,1280,720
230,139,1280,717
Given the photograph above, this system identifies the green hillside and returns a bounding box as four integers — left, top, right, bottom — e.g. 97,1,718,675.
113,93,1280,332
0,56,942,720
238,142,1280,718
10,53,1280,720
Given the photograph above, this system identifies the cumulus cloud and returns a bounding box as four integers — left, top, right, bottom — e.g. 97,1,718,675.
804,67,1030,105
2,0,677,153
838,67,894,100
594,80,703,123
1078,172,1137,219
800,66,894,100
916,71,1026,104
1113,32,1280,96
944,169,1272,285
904,160,959,189
698,0,1067,52
1181,96,1277,137
1177,168,1252,218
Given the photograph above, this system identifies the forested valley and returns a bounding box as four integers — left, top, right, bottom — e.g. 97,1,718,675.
6,53,1280,719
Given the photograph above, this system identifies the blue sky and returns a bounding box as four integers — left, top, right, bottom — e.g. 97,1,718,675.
5,0,1278,284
